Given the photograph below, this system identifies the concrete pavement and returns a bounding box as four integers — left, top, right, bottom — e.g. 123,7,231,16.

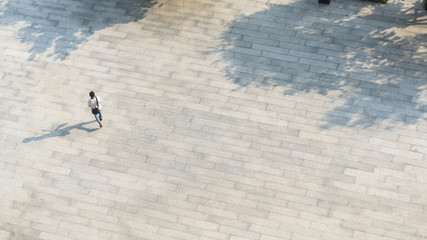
1,0,427,239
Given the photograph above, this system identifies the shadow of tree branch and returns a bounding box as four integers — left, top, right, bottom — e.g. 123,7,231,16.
0,0,158,61
207,0,427,129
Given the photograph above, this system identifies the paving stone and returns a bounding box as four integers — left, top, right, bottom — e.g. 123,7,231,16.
1,0,427,239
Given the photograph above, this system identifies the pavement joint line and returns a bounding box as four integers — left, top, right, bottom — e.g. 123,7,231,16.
1,0,427,239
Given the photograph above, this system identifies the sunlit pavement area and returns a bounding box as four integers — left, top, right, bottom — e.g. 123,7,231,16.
1,0,427,239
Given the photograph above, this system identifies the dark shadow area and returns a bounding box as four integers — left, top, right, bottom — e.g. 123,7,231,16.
23,121,98,143
209,0,427,129
0,0,157,60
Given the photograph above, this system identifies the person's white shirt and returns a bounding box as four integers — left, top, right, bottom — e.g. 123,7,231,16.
88,97,102,110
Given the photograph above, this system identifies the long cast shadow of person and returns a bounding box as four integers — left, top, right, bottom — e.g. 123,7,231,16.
22,120,98,143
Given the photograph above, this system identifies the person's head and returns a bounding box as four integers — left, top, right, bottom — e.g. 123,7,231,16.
89,91,95,98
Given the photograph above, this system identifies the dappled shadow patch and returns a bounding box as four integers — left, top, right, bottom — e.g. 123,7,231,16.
0,0,157,60
209,0,427,129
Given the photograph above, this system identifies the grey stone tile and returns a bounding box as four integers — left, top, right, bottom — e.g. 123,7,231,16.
1,0,426,239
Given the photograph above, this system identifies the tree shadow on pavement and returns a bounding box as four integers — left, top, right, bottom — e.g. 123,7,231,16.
22,121,98,143
209,0,427,129
0,0,157,61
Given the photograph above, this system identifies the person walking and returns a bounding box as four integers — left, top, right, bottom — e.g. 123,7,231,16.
88,91,103,128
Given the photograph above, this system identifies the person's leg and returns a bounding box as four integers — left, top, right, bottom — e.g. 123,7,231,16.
98,110,103,121
94,113,102,127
